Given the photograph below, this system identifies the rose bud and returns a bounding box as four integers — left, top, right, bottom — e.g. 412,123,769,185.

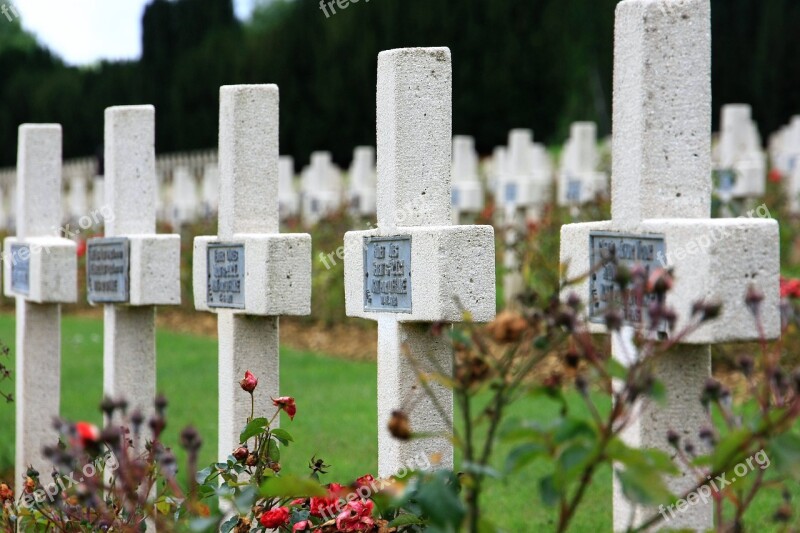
155,394,168,415
355,474,375,489
0,483,13,503
272,396,297,420
387,410,411,441
745,284,765,315
245,453,258,467
647,268,673,296
268,461,281,473
240,371,258,393
233,445,249,462
666,430,680,448
180,426,202,453
73,421,100,449
259,507,290,529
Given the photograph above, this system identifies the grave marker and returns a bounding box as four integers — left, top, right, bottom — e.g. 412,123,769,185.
3,124,77,483
560,1,779,529
95,106,181,429
193,85,311,461
344,48,496,475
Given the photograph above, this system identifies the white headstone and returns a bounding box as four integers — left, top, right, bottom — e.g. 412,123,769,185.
348,146,377,217
66,171,90,220
193,85,312,462
278,155,300,219
450,135,483,222
301,151,343,226
716,104,766,203
560,1,779,529
344,48,496,476
3,124,77,483
201,162,220,218
171,165,198,228
92,106,181,432
557,122,608,207
92,176,105,217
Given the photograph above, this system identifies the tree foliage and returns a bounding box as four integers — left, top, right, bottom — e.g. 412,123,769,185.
0,0,796,167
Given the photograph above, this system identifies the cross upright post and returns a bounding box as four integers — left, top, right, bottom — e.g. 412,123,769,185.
193,85,312,462
3,124,77,483
560,1,780,530
344,48,496,476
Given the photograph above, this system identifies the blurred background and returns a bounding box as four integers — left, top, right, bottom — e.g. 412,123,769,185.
0,0,798,167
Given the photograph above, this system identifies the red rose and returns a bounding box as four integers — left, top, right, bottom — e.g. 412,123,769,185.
73,421,100,448
769,168,783,183
293,520,312,532
76,239,87,258
0,483,13,503
272,396,297,420
240,371,258,393
309,483,344,518
336,499,375,532
355,474,375,489
780,277,800,299
259,506,290,528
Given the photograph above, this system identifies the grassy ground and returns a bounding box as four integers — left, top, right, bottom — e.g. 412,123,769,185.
0,315,793,531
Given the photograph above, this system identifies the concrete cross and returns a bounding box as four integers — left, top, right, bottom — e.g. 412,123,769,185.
450,135,483,224
557,122,607,208
3,124,77,483
348,146,377,218
193,85,311,461
88,106,181,430
344,48,496,476
716,104,766,206
560,1,780,530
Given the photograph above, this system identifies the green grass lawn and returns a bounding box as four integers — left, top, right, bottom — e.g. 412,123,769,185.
0,314,792,531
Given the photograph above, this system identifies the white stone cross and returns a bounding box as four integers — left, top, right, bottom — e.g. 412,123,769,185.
716,104,766,204
557,122,607,208
560,1,779,530
3,124,77,483
171,165,199,229
301,151,343,226
344,48,496,476
348,146,377,217
193,85,311,461
201,162,220,218
278,155,300,220
90,106,181,430
450,135,483,224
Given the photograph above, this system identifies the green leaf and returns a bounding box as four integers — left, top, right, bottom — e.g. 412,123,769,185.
239,417,269,443
553,417,595,445
710,428,751,472
196,466,214,484
505,443,547,473
260,476,327,498
220,515,239,533
388,513,426,527
268,438,280,462
769,432,800,479
271,428,294,446
616,467,674,506
538,474,560,506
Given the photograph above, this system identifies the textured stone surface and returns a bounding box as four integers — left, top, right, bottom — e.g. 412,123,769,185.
557,1,776,530
193,84,311,465
193,233,311,315
3,236,76,303
345,48,496,477
344,225,495,323
11,124,68,485
129,235,181,306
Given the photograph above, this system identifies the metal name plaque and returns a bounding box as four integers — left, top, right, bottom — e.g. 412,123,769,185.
87,238,130,303
364,236,412,313
207,244,245,309
589,232,666,324
10,244,30,295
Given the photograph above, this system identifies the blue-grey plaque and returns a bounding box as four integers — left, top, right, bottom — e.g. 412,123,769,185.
566,178,582,203
207,244,245,309
364,236,412,313
87,237,130,303
589,232,666,325
10,243,30,295
504,182,518,204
